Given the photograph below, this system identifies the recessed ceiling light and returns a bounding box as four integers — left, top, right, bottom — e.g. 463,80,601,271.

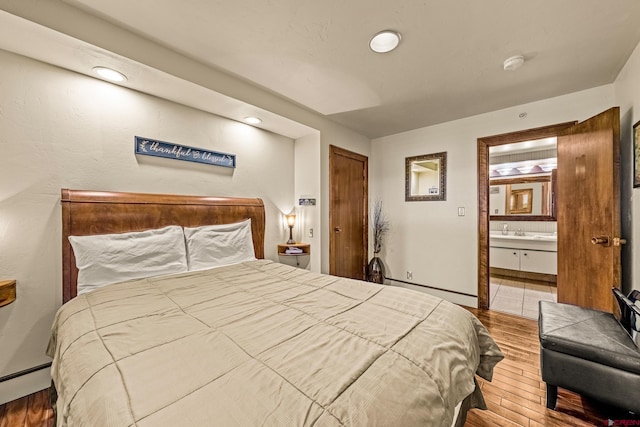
369,30,402,53
93,66,127,82
244,117,262,125
503,55,525,71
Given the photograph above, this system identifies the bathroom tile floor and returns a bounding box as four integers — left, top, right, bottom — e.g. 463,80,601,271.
489,275,557,320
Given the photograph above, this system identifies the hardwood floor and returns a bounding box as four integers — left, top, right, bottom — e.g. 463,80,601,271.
0,389,52,427
464,307,636,427
1,308,636,426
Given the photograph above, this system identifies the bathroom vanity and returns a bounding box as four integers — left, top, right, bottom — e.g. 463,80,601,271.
489,232,557,283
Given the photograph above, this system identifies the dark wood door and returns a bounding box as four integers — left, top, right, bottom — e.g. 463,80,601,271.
329,145,368,280
557,107,622,313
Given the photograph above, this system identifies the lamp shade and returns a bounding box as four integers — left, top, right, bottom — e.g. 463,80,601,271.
286,214,296,227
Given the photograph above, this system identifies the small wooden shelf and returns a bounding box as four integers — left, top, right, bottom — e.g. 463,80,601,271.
277,243,310,256
0,280,16,307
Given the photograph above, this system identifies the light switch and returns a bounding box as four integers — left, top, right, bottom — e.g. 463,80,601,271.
458,207,465,216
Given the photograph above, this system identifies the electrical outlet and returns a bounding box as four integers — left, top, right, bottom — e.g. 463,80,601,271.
406,271,412,280
309,228,314,238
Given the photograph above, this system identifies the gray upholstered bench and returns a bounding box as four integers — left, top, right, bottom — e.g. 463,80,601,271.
538,299,640,414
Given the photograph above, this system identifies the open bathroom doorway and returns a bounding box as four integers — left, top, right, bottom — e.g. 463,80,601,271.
477,122,572,318
478,108,624,316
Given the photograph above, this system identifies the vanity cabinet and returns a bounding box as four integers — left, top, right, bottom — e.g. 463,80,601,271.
490,247,520,271
489,231,558,279
520,249,556,275
490,247,556,275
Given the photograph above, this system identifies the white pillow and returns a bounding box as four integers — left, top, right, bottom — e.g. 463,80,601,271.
184,219,256,271
69,225,188,295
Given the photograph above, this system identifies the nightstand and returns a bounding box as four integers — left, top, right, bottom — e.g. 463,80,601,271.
0,280,16,307
277,243,310,267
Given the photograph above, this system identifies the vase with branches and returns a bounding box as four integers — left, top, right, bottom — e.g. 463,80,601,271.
368,199,389,283
372,199,390,254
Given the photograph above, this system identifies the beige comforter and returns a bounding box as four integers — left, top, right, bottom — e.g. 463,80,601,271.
48,260,503,427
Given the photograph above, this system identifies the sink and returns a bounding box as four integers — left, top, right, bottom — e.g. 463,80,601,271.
490,231,558,251
490,233,523,239
490,231,557,242
532,234,557,241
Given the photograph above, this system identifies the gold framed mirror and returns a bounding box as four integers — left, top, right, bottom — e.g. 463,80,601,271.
508,188,533,214
405,152,447,201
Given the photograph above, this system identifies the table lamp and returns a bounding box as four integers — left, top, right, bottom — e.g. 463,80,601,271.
286,214,296,244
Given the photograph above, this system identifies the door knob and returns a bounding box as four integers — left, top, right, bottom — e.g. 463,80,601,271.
334,226,342,233
591,236,610,246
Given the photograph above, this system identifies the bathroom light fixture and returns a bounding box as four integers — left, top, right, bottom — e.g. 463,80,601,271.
369,30,401,53
508,167,522,176
529,165,545,174
286,214,296,244
244,117,262,125
503,55,525,71
92,66,127,82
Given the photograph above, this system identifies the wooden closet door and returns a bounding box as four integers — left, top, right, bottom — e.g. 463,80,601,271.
329,145,368,280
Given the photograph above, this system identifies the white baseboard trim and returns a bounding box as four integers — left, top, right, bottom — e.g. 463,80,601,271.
0,366,51,405
389,281,479,307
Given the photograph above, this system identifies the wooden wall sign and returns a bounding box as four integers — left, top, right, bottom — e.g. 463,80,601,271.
0,280,16,307
135,136,236,168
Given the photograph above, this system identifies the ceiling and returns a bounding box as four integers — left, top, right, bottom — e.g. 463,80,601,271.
5,1,640,139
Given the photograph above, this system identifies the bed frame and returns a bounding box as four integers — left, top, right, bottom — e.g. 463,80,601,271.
61,189,265,303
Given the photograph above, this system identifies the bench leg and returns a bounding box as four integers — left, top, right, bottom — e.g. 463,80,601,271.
545,383,558,410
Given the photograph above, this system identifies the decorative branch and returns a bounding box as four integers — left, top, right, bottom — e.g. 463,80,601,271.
372,199,390,254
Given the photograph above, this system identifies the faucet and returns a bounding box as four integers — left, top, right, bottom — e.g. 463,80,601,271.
515,228,525,236
502,223,509,235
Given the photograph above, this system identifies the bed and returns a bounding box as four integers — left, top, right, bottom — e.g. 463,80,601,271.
48,189,503,427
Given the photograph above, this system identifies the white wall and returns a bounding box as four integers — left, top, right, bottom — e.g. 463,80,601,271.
0,1,372,277
371,85,614,305
614,40,640,295
292,132,321,272
0,50,297,403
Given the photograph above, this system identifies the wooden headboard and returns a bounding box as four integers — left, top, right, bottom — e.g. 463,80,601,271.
61,189,265,303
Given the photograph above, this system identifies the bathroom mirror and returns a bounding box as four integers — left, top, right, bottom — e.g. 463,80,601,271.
405,152,447,201
489,174,555,221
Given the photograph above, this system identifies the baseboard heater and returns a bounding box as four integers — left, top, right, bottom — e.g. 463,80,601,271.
0,362,52,383
385,277,477,299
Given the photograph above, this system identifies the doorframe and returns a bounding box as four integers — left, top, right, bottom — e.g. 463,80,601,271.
477,122,576,309
329,145,368,278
